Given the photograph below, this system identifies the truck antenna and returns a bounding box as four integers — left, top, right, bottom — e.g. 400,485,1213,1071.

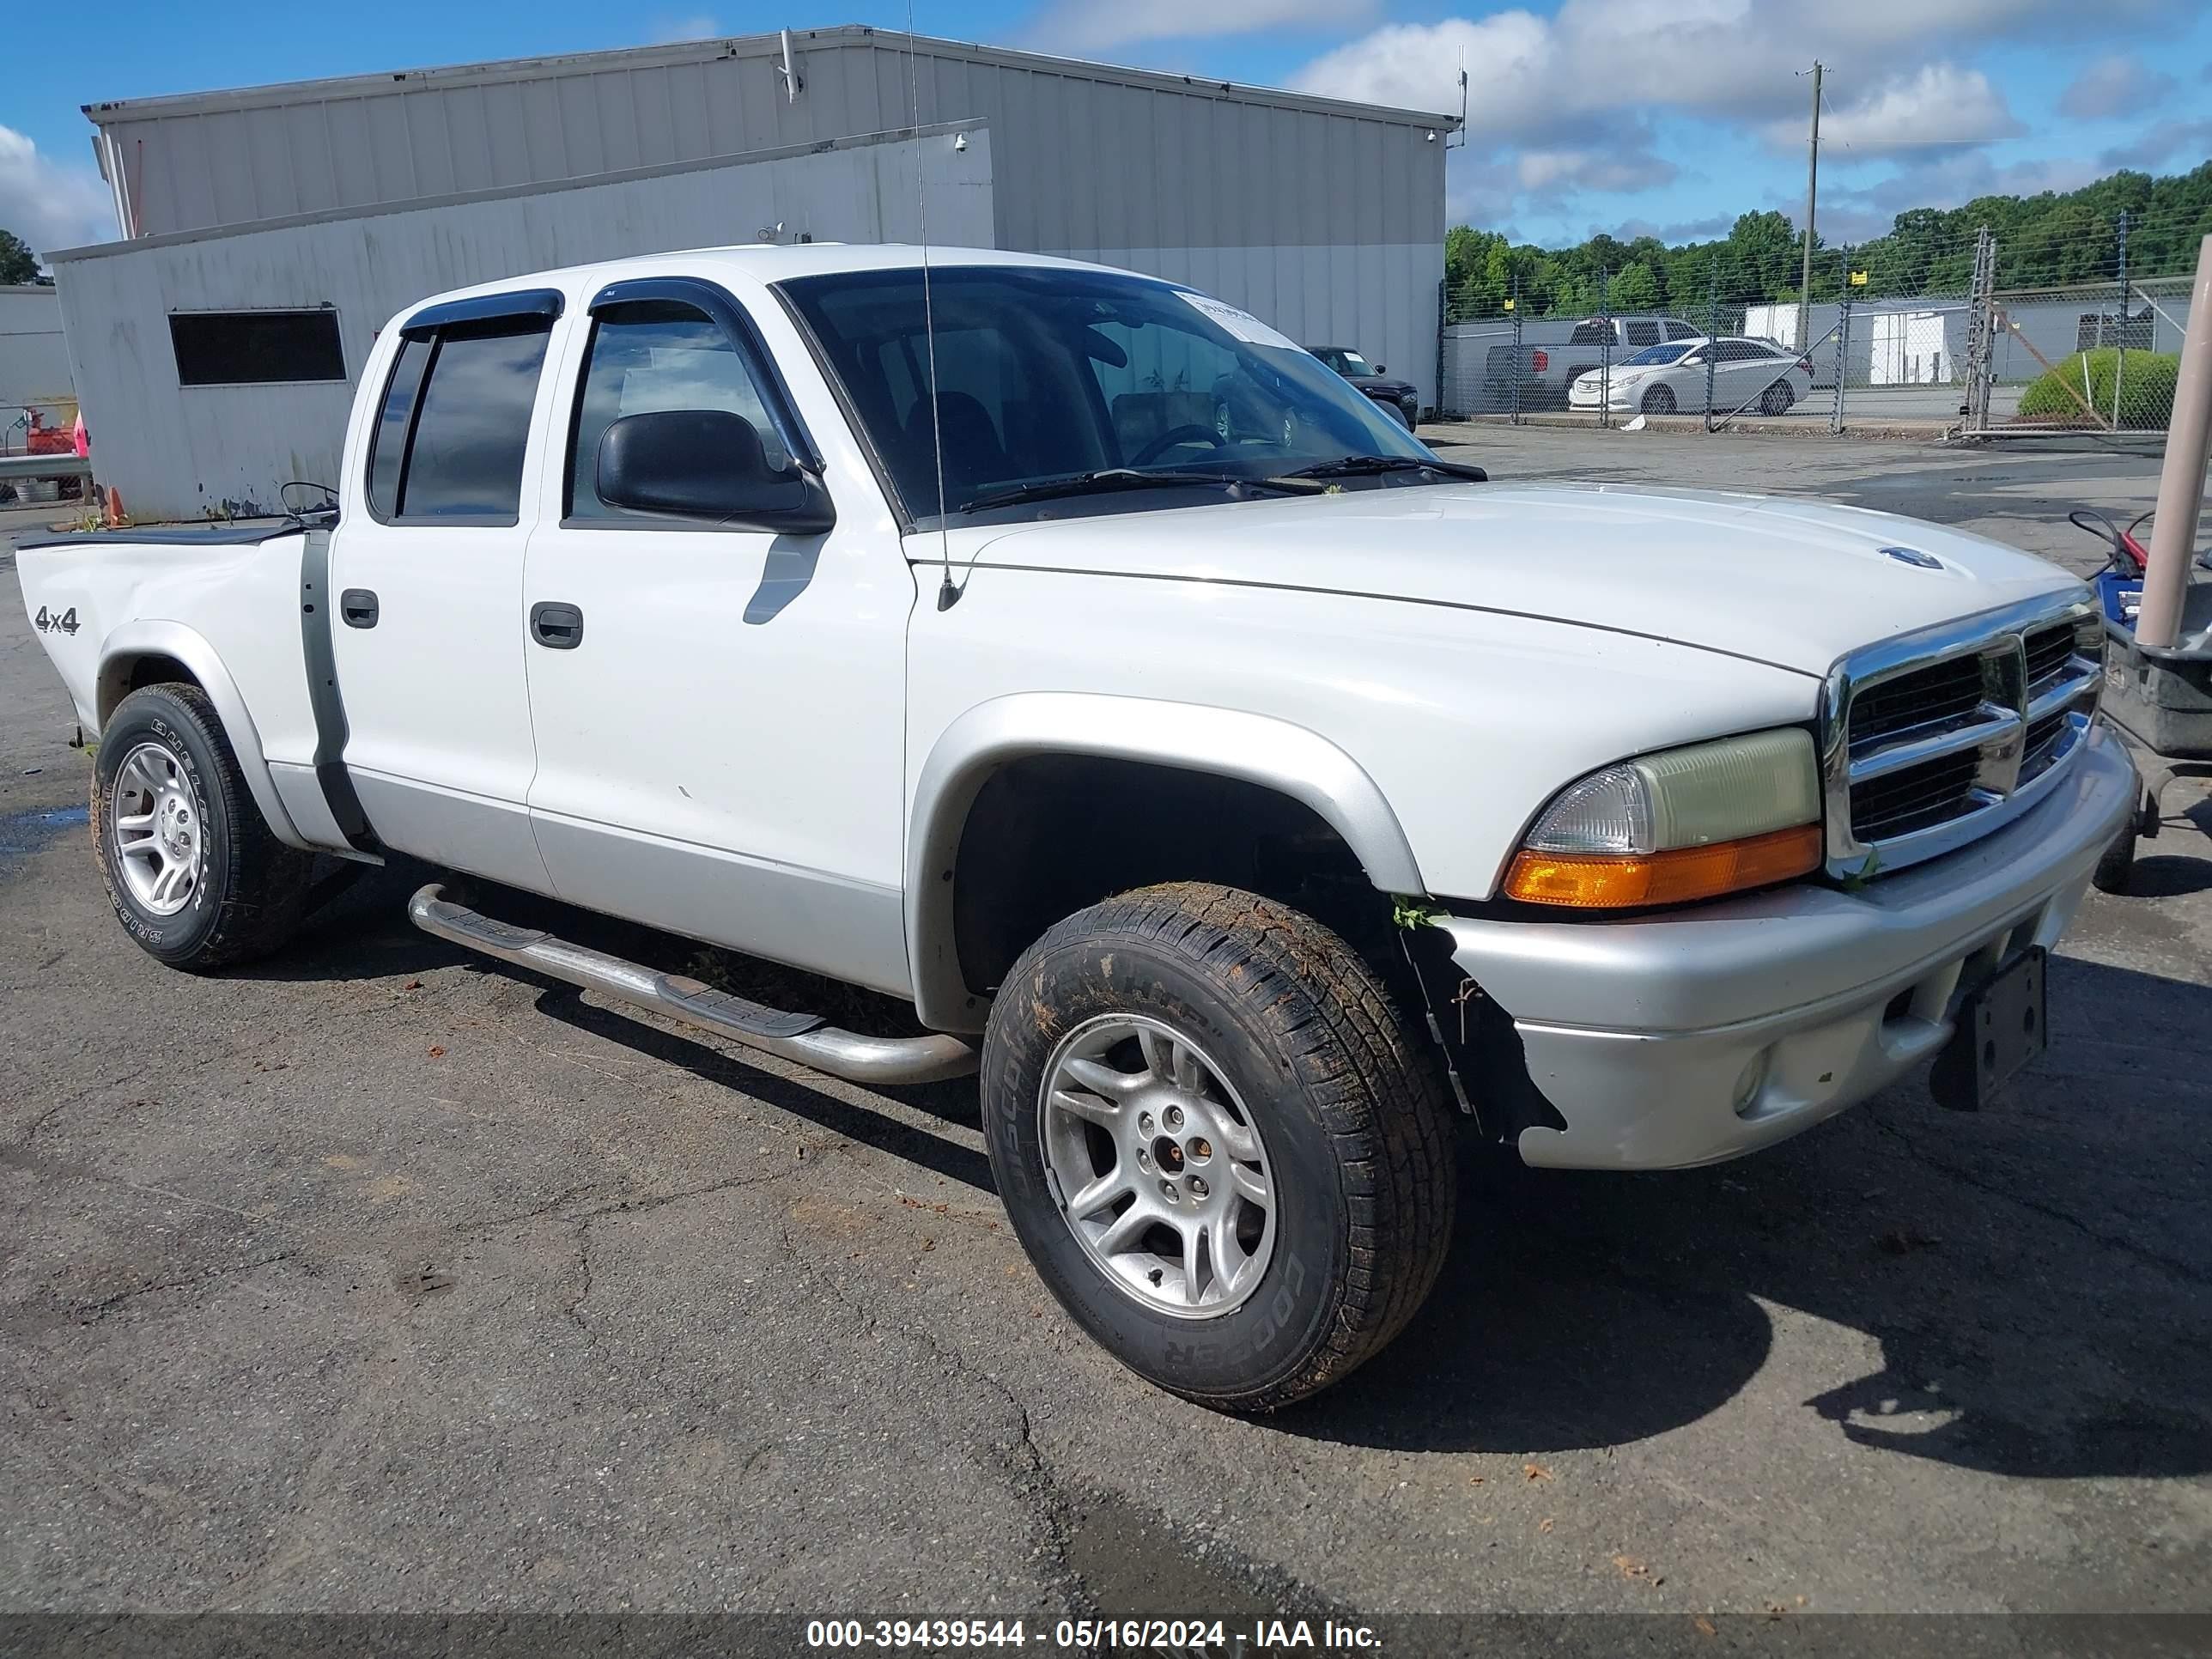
904,6,957,611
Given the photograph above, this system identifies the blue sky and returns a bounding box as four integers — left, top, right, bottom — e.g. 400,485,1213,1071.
4,0,2210,258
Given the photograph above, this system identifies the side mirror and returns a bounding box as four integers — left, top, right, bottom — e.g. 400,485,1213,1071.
597,409,835,533
1372,363,1387,374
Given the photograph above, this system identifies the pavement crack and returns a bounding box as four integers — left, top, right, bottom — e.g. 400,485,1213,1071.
1866,1106,2212,1290
565,1216,604,1355
72,1250,299,1322
775,1206,1091,1616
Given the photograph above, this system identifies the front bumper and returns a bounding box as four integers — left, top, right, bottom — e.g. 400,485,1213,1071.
1439,727,2136,1170
1567,384,1634,410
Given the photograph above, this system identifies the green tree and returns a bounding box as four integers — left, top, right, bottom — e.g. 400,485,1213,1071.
1608,261,1661,311
0,228,39,286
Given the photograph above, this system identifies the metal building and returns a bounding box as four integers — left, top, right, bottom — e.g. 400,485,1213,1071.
1,284,74,426
55,26,1450,518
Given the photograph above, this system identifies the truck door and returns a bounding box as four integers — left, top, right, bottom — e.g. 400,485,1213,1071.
327,290,567,890
519,276,912,995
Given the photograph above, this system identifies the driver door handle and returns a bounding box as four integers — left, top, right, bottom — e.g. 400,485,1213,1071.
531,601,584,649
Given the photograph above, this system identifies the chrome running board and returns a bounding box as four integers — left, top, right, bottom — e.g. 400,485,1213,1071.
408,883,977,1086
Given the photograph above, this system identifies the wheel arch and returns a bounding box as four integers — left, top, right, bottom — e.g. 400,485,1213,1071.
905,694,1425,1032
97,621,310,852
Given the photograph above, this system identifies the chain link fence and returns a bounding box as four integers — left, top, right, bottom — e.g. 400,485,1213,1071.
1437,211,2202,441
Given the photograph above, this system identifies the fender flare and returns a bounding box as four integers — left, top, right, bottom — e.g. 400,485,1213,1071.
97,620,312,853
905,692,1426,1032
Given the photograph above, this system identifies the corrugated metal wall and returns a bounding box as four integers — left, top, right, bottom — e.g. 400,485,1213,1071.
92,32,1443,248
0,286,75,412
52,127,992,518
86,29,1446,408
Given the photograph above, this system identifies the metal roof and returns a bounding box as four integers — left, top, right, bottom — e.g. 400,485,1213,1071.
82,24,1457,131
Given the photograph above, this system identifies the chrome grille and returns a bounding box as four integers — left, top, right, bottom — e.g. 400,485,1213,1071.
1823,596,2101,878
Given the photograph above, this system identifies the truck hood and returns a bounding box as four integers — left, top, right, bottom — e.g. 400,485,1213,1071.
953,483,2082,676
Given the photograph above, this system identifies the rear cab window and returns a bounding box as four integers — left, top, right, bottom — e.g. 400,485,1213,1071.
368,292,560,525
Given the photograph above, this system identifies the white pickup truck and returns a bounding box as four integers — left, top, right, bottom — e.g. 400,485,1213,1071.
17,244,2134,1411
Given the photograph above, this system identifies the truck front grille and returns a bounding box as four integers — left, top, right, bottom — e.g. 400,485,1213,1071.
1825,599,2102,877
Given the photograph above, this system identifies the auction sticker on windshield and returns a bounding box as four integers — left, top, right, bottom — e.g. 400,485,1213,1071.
1176,291,1300,351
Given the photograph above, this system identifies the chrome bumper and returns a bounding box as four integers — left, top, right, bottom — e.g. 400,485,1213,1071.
1440,727,2136,1170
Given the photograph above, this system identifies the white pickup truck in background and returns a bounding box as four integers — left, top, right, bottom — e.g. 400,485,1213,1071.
16,244,2134,1411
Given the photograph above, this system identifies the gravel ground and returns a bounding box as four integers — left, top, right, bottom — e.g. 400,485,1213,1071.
2,436,2209,1648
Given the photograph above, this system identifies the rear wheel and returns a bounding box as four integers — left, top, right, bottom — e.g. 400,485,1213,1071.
92,684,314,970
1759,382,1796,415
981,882,1456,1412
1640,385,1677,416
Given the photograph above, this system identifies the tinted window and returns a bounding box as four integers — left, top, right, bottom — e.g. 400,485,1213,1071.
1568,321,1613,345
1623,343,1693,366
368,335,432,520
170,308,346,386
568,301,786,521
780,265,1425,526
1665,320,1701,339
369,318,551,522
1624,321,1661,348
1714,340,1762,362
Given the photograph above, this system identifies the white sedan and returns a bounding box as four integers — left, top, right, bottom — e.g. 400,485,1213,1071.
1568,336,1813,416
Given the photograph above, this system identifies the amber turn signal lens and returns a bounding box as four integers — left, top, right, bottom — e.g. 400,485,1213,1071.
1504,822,1823,909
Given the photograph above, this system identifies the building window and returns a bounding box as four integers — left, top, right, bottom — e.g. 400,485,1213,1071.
168,308,346,386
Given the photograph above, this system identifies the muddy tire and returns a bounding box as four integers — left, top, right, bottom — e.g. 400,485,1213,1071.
91,684,314,970
981,882,1456,1413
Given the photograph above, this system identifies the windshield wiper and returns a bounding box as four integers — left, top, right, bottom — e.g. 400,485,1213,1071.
953,468,1322,515
1273,455,1489,483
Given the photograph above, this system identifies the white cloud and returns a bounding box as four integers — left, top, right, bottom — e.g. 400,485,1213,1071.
645,15,721,46
1516,147,1677,194
1026,0,1376,56
2098,118,2212,171
1288,0,2090,233
1291,0,2062,138
2057,53,2177,119
0,125,116,261
1779,65,2024,155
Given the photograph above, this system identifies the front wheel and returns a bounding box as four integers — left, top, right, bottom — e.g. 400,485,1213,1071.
92,684,314,970
1640,385,1677,416
981,883,1456,1412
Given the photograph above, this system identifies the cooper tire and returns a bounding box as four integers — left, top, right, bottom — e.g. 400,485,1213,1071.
91,684,313,971
981,882,1456,1412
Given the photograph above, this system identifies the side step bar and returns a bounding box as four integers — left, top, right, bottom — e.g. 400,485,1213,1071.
408,884,977,1086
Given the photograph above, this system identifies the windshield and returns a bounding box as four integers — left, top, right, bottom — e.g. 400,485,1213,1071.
778,265,1431,526
1326,349,1374,376
1623,343,1696,367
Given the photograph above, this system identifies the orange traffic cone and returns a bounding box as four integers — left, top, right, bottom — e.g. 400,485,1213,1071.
103,486,126,528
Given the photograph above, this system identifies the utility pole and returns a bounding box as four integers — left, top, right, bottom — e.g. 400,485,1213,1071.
1799,61,1823,355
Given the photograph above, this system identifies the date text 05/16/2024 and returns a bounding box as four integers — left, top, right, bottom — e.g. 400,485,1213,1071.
805,1619,1384,1650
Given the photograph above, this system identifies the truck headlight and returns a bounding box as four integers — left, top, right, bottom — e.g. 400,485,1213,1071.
1504,728,1824,908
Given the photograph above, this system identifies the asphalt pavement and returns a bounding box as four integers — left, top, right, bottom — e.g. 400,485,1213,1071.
3,436,2209,1644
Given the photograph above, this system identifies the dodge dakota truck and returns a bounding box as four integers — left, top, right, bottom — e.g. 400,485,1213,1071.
17,244,2135,1411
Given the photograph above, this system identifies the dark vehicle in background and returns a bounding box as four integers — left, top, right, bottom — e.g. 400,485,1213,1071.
1307,345,1420,429
1483,314,1701,409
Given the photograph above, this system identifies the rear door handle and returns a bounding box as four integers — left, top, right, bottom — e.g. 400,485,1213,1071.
531,601,584,649
340,588,379,629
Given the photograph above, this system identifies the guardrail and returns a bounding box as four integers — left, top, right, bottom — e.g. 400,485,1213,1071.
0,453,91,483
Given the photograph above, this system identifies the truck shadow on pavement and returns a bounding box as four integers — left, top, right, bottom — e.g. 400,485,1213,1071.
252,864,2212,1480
1277,949,2212,1478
